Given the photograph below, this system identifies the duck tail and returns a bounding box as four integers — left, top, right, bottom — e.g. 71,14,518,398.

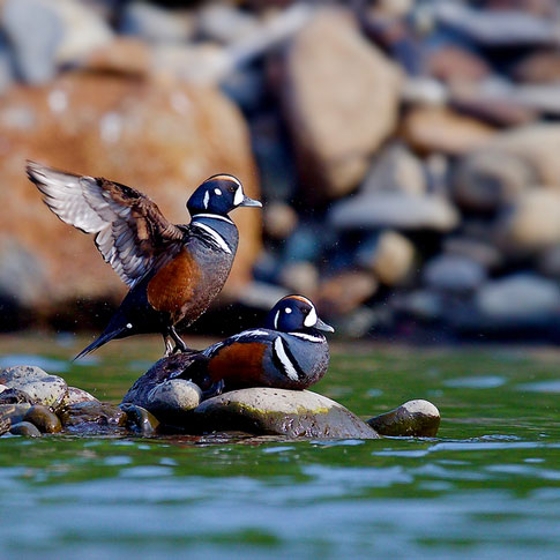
73,326,127,361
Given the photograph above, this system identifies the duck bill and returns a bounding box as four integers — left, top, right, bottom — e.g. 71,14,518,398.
240,195,262,208
316,317,335,333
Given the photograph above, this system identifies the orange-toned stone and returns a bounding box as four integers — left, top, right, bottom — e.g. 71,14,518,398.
0,71,261,309
400,106,497,156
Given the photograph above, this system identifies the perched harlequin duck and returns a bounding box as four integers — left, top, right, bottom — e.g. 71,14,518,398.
26,161,261,358
175,294,334,393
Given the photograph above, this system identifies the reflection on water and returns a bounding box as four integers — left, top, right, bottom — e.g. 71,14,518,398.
2,336,560,559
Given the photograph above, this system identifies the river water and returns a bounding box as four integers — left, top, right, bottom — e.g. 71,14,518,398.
1,335,560,559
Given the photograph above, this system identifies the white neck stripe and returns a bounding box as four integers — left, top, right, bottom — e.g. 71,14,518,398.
274,337,299,381
192,213,234,224
289,332,324,343
191,222,232,254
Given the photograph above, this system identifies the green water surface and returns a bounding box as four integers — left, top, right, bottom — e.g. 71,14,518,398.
1,335,560,559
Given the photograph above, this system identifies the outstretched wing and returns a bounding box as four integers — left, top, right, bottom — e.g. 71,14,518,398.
27,161,185,288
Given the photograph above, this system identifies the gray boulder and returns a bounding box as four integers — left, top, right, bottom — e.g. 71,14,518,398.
190,388,379,439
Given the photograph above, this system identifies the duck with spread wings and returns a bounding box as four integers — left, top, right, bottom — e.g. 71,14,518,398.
26,162,262,359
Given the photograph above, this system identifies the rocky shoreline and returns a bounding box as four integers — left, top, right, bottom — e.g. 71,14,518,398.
1,1,560,342
0,363,440,440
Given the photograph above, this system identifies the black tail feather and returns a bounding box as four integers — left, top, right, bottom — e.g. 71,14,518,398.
74,327,127,361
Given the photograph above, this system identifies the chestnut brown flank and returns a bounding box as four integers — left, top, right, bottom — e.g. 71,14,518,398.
147,249,200,314
208,342,267,385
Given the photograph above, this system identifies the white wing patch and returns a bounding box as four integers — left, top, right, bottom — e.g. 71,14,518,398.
274,336,299,381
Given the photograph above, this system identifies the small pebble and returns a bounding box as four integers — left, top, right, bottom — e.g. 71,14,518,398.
24,404,62,434
367,399,441,437
10,421,42,437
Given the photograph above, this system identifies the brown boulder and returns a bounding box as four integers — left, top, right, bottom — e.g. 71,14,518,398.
0,71,261,311
401,105,497,156
281,7,402,202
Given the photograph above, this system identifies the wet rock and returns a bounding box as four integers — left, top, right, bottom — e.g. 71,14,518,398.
61,386,98,408
476,274,560,325
120,403,160,436
423,254,487,293
0,388,35,405
497,190,560,253
330,192,459,232
0,366,68,408
0,415,9,436
10,421,42,437
191,388,379,439
59,401,127,434
401,106,497,156
356,231,416,286
23,404,62,434
0,71,261,306
282,7,402,202
0,403,32,426
146,379,202,424
122,351,205,409
367,399,440,437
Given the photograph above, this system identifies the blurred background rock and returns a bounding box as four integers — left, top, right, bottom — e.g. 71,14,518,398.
2,0,560,343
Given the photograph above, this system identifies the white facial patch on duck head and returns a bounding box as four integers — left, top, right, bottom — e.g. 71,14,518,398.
233,184,244,206
303,305,318,328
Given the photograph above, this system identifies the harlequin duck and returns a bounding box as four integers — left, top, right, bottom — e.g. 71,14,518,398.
26,161,261,358
174,294,334,393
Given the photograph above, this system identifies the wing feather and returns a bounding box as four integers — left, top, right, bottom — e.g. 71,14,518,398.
27,161,185,287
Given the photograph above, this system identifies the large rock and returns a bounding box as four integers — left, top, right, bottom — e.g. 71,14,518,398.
462,124,560,191
190,387,380,439
356,230,416,286
0,72,261,313
475,274,560,325
496,189,560,253
281,7,402,202
0,365,68,408
329,191,459,232
401,106,497,156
